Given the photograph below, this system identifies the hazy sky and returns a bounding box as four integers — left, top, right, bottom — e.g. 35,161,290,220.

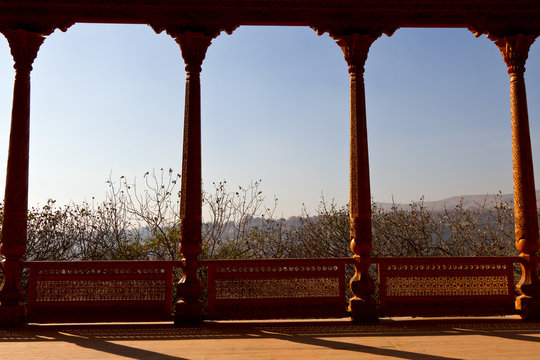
0,24,539,217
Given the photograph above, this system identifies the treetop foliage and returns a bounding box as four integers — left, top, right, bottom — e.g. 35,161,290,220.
0,169,523,262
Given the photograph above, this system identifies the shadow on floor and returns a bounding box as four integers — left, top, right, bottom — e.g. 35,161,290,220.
1,317,539,360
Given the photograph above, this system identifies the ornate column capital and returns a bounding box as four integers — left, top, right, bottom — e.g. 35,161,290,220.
173,31,213,74
489,34,538,75
1,29,46,74
311,26,391,75
335,34,381,75
150,24,237,75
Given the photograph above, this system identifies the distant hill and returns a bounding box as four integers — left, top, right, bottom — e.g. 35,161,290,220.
375,190,540,212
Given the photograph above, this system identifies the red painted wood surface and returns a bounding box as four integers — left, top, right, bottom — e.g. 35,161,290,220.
19,257,528,323
202,258,352,320
25,261,180,323
375,257,523,317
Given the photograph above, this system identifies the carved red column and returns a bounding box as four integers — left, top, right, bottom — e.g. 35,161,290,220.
337,34,379,322
491,33,540,319
171,31,212,325
0,29,45,327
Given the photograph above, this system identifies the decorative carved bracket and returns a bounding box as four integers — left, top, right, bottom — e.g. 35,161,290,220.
150,24,237,74
468,27,538,75
335,33,381,75
311,25,396,38
173,32,213,74
490,34,537,75
1,29,46,74
311,26,394,75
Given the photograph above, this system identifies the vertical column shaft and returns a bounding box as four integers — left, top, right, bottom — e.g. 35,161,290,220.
173,31,212,325
492,33,540,318
337,33,379,322
1,30,44,262
0,29,44,327
509,71,539,256
349,56,372,259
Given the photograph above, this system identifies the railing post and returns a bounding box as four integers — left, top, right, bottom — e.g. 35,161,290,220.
0,29,45,327
172,31,212,325
490,33,540,319
336,33,380,322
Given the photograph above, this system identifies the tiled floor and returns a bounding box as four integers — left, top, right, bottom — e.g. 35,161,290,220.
1,317,539,359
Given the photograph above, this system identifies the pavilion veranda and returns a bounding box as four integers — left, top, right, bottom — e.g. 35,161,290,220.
0,0,539,326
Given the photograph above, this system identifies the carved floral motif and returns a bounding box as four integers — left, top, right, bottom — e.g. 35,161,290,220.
490,34,537,75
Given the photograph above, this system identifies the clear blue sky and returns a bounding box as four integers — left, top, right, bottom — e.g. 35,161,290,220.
0,24,539,217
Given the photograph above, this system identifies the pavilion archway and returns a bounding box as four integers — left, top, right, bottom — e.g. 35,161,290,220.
200,26,350,219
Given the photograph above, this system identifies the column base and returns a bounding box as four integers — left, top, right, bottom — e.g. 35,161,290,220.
0,304,26,328
349,297,378,323
516,295,540,320
174,300,203,326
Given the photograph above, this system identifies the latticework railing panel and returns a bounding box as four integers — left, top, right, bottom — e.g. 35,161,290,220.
25,261,180,323
202,258,350,320
376,257,522,317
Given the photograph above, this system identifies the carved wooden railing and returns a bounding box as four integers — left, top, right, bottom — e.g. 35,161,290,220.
201,258,351,320
25,261,180,323
21,256,526,323
374,257,523,317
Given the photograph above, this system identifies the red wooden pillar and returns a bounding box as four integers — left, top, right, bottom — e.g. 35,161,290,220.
172,31,212,325
491,33,540,319
336,33,380,322
0,29,45,327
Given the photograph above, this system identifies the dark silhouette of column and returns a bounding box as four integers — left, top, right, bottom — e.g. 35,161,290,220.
172,31,212,325
336,33,380,322
0,29,45,327
491,33,540,319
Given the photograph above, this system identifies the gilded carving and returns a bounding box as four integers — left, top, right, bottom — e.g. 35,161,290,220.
335,34,380,75
215,277,340,300
35,280,166,302
490,34,537,75
386,276,509,297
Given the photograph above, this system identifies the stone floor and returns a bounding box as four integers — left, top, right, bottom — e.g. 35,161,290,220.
0,317,539,359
